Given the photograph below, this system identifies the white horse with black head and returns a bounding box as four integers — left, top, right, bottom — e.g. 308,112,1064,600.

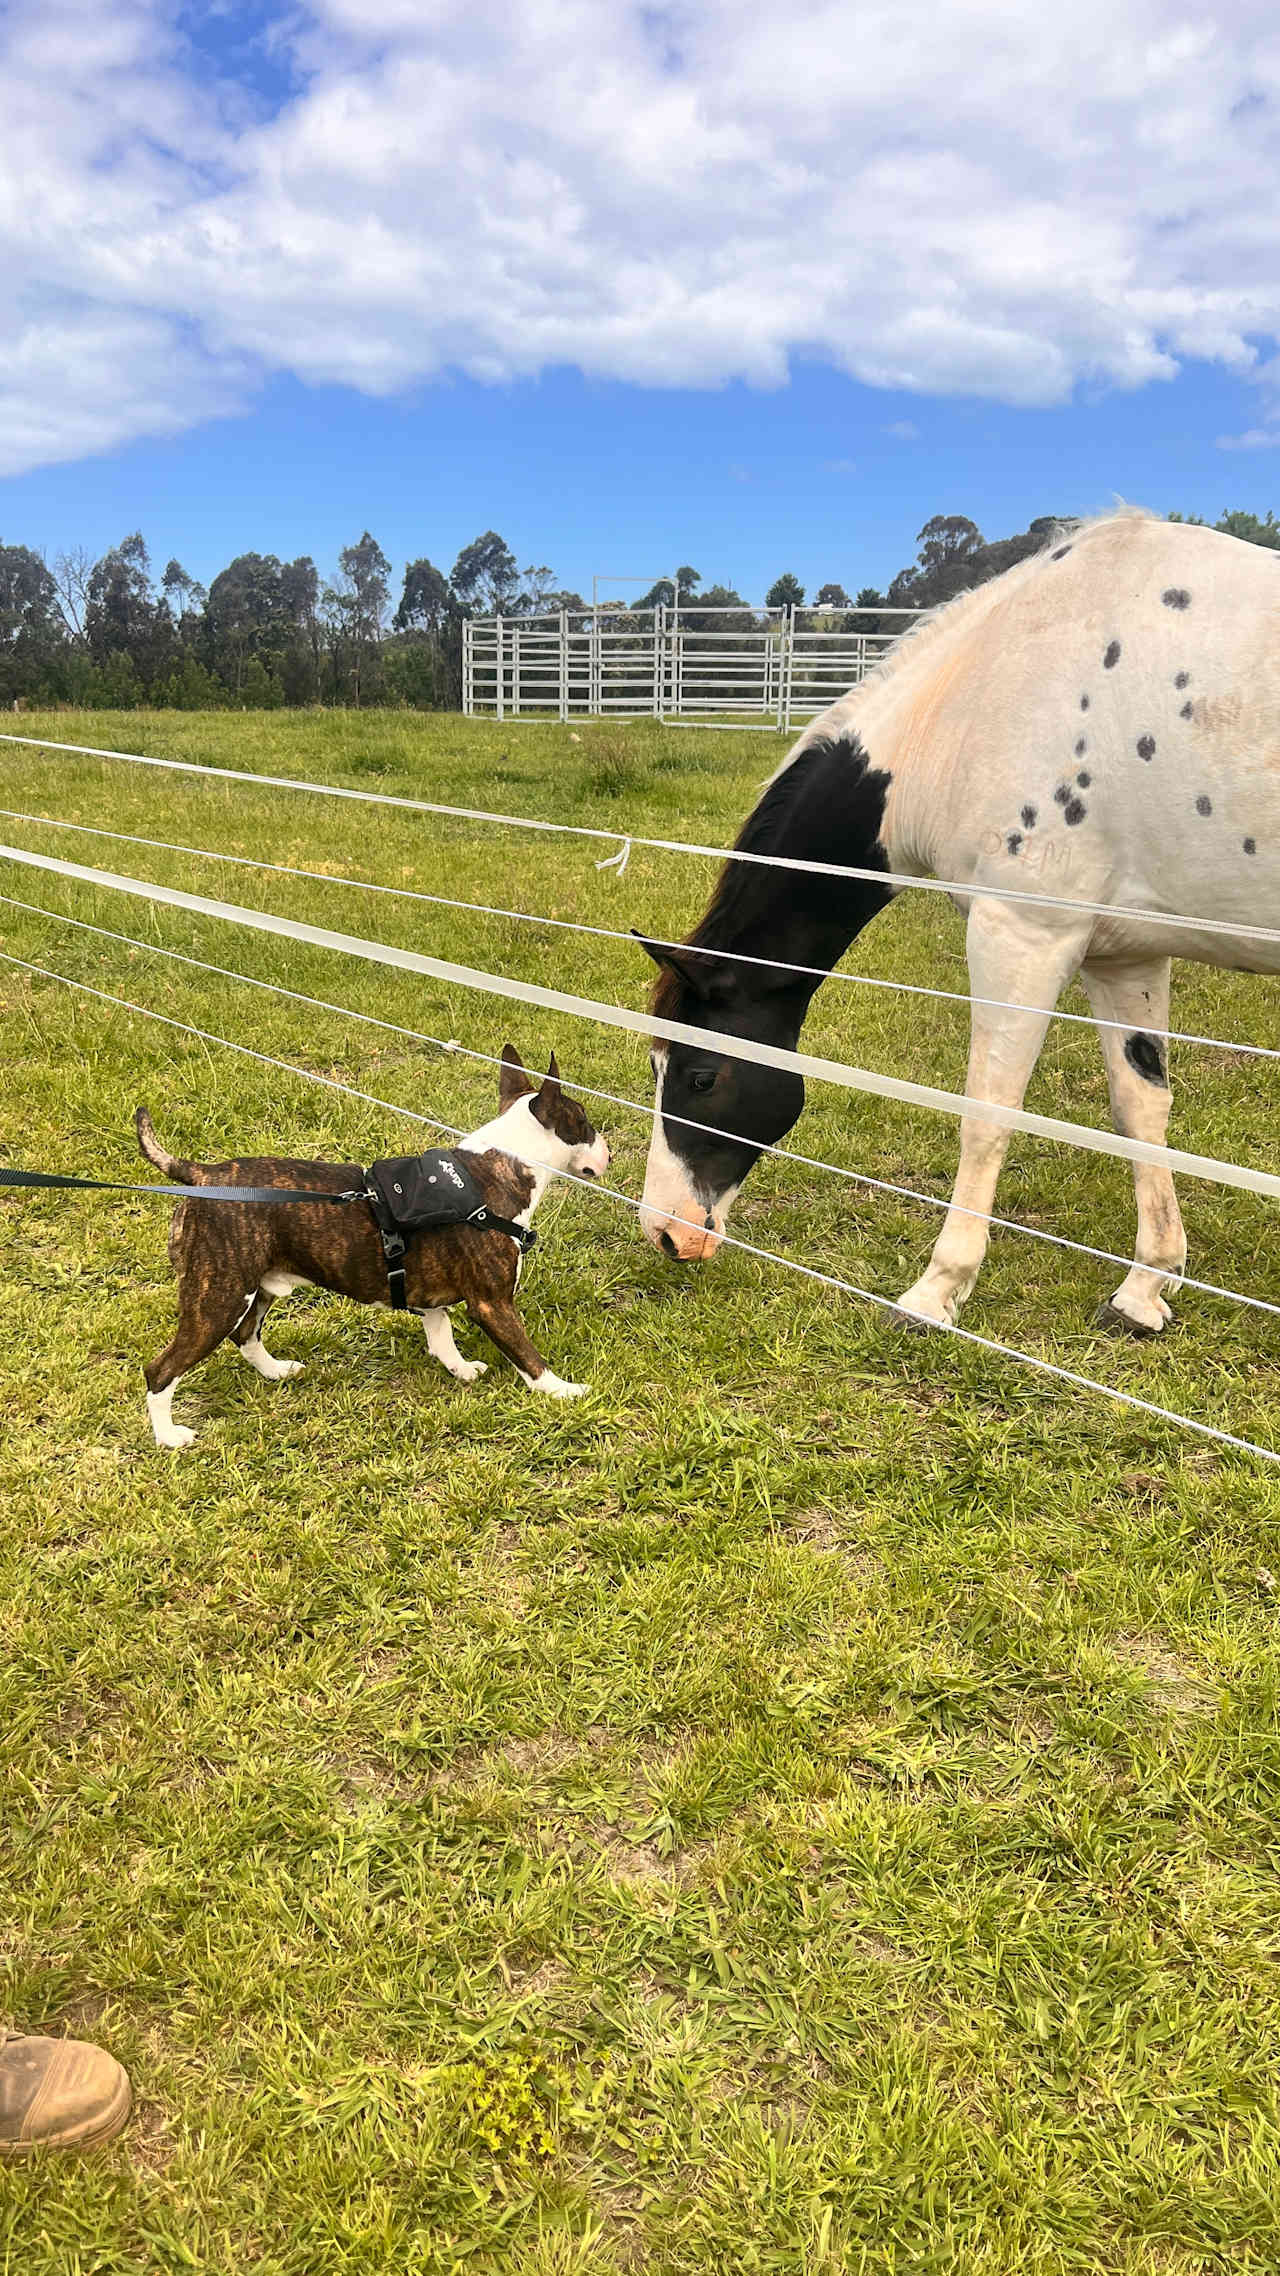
638,510,1278,1333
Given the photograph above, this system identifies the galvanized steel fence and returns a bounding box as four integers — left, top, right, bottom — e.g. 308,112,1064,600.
462,601,924,730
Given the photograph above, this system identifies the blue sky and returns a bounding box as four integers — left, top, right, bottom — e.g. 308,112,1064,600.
3,358,1275,605
3,0,1279,605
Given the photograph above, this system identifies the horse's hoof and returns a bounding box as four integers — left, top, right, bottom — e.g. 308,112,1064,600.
1094,1299,1169,1341
891,1304,942,1334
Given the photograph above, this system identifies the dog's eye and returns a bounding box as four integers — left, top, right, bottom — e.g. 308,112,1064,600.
688,1070,717,1096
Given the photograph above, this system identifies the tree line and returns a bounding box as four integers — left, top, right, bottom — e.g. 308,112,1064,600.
1,509,1276,714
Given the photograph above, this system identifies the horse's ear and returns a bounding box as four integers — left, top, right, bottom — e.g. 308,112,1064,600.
499,1043,534,1109
630,930,715,998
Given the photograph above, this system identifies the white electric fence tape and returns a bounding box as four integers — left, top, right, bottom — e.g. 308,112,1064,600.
4,731,1280,949
2,803,1275,1065
4,882,1278,1324
3,836,1279,1204
2,940,1275,1467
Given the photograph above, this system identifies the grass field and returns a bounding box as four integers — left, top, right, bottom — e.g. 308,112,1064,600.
2,707,1280,2274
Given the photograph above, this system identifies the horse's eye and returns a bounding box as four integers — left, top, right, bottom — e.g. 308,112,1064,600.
689,1070,717,1095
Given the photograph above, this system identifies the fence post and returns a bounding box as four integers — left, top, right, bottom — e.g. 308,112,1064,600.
462,619,472,717
495,617,505,722
559,610,569,722
780,604,793,735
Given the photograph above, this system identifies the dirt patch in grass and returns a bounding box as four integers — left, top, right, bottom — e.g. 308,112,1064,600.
1111,1633,1220,1720
124,2100,179,2176
498,1729,607,1776
441,1727,683,1795
599,1837,680,1886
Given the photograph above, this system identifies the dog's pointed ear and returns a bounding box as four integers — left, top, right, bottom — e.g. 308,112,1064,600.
499,1043,534,1110
531,1053,563,1129
631,929,714,998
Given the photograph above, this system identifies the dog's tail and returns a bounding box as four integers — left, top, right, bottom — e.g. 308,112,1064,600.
136,1106,200,1185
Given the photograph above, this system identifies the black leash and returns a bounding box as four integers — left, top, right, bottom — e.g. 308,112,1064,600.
0,1165,358,1206
0,1161,537,1314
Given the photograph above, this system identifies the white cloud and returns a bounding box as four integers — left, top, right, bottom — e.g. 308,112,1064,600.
2,0,1280,473
884,422,920,443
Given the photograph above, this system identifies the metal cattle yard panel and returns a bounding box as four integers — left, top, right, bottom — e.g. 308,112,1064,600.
463,602,923,729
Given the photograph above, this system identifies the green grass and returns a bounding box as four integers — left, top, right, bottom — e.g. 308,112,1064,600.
1,707,1279,2273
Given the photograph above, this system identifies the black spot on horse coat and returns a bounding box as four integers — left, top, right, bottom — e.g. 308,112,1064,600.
1125,1032,1167,1085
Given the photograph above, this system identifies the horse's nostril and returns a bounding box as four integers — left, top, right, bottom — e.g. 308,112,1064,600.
659,1230,679,1260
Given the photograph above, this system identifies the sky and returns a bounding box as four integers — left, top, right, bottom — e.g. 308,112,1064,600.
2,0,1279,602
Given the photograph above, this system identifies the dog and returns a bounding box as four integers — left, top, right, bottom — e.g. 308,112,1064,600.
138,1045,610,1448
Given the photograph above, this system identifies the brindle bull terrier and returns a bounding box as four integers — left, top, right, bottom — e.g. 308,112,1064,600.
139,1046,609,1448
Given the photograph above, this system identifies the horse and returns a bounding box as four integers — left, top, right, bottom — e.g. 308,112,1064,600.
636,510,1280,1334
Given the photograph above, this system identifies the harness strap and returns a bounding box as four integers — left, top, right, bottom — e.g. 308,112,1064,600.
359,1180,536,1310
464,1204,538,1253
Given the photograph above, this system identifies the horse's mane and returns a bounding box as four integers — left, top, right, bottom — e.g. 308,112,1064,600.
649,731,891,1018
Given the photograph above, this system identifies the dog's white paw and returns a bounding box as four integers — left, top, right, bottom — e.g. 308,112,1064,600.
452,1358,488,1384
240,1343,304,1382
147,1390,195,1449
532,1372,588,1400
154,1421,195,1451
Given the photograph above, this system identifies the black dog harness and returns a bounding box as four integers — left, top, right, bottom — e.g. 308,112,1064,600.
360,1149,536,1310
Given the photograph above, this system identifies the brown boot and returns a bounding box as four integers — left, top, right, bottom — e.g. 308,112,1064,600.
0,2031,131,2153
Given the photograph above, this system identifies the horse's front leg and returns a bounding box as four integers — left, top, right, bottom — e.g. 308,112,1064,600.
896,903,1094,1328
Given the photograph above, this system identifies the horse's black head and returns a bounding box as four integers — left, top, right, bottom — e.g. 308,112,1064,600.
634,935,806,1260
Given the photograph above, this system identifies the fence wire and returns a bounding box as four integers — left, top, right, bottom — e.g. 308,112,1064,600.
4,732,1279,949
1,732,1275,1465
3,881,1277,1325
1,803,1275,1064
3,938,1275,1467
